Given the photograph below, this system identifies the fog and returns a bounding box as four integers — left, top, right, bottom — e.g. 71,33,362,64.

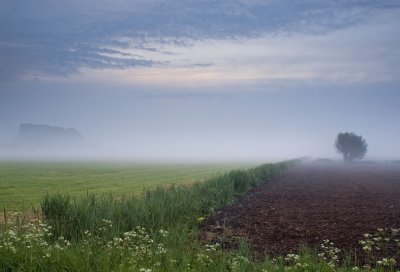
1,83,399,162
1,1,399,162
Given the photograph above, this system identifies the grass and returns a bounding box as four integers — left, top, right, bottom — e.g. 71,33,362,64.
40,162,289,241
0,161,255,211
1,160,398,271
1,161,292,271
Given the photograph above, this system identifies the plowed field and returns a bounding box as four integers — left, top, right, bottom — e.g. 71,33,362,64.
201,162,400,264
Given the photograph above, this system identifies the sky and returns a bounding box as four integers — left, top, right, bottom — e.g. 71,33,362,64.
0,0,399,161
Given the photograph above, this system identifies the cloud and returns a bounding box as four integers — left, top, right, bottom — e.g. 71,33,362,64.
0,0,399,81
65,14,400,89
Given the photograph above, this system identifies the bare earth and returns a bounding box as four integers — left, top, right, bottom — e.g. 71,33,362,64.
201,162,400,264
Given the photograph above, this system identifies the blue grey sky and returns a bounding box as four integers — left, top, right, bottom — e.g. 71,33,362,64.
1,0,399,160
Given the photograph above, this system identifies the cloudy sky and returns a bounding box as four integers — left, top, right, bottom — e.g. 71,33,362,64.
1,0,399,160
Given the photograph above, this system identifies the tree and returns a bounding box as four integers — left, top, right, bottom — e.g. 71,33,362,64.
335,132,367,161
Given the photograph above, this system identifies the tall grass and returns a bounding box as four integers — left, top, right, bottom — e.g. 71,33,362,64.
41,161,290,241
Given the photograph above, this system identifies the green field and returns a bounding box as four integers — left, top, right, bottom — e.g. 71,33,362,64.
0,161,255,211
1,161,293,271
1,160,393,272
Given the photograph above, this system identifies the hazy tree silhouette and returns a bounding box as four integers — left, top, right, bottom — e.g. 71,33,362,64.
335,132,367,161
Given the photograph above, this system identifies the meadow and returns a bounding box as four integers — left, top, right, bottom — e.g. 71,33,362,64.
1,161,291,271
0,161,254,211
1,160,398,271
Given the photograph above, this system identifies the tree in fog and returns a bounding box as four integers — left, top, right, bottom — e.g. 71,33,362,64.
335,132,367,161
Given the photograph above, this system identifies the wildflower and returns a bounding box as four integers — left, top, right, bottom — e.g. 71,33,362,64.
205,243,220,252
159,229,168,237
362,246,372,252
139,269,152,272
328,261,336,269
380,258,397,267
196,253,213,266
295,262,308,269
229,255,250,271
156,243,167,254
285,253,300,262
318,239,341,264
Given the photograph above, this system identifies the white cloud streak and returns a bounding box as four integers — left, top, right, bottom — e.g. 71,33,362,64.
1,0,399,83
65,11,400,89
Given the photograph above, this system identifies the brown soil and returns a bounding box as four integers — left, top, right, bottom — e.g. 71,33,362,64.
200,162,400,265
